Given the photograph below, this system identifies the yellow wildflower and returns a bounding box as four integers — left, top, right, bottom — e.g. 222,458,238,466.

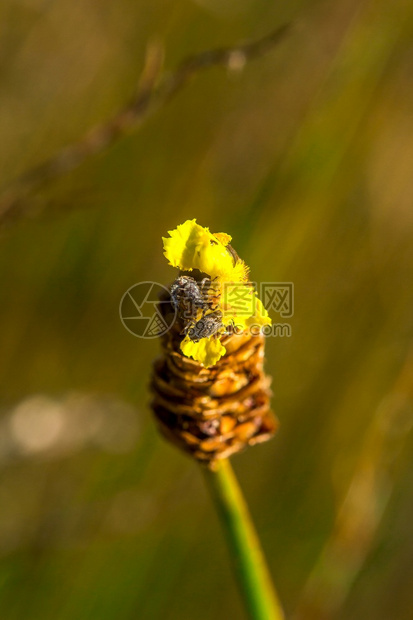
163,219,271,367
163,219,248,283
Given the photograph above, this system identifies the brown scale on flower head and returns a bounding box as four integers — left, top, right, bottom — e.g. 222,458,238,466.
150,220,278,467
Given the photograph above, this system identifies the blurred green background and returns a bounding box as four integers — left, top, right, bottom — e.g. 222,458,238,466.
1,0,413,618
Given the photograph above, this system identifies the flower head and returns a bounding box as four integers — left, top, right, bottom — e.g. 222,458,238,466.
163,219,271,367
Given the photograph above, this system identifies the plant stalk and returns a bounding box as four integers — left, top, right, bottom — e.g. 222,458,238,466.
202,458,284,620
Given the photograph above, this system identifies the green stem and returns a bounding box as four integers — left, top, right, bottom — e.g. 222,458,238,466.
202,459,284,620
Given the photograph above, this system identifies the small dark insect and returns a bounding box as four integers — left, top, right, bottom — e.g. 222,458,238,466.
170,275,224,342
170,276,211,319
187,310,225,343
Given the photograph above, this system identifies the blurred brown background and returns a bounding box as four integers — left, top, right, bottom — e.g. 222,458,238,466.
1,0,413,618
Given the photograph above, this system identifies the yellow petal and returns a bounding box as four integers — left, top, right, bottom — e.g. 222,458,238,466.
180,335,226,367
163,219,247,283
162,219,209,271
251,295,271,324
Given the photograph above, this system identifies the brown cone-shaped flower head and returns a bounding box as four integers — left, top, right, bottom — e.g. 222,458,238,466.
150,220,278,468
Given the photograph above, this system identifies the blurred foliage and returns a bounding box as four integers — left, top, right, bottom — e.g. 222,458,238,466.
1,0,413,618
